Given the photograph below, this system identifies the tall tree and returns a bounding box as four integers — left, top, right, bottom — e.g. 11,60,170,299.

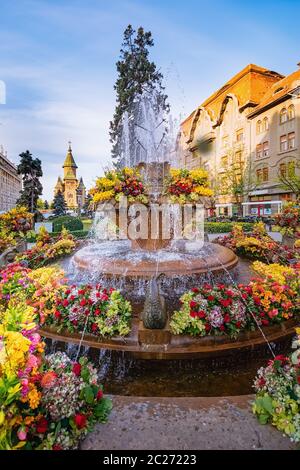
44,200,49,210
53,190,67,217
217,145,258,216
17,150,43,214
110,25,169,166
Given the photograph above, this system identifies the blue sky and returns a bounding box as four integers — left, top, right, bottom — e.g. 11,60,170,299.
1,0,300,200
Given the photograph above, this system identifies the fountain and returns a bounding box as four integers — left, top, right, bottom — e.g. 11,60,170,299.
41,91,297,368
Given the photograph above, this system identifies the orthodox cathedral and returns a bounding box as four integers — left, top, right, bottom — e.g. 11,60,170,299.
54,143,86,209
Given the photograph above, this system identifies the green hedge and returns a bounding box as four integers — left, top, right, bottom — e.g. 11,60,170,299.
204,222,254,233
52,216,83,232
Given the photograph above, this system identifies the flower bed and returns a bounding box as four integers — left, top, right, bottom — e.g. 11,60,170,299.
0,207,33,255
47,284,132,337
164,168,213,204
90,167,148,206
214,222,300,264
253,330,300,442
170,262,299,338
0,298,112,450
274,201,300,239
204,221,253,233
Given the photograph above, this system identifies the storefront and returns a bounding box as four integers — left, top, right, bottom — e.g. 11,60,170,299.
242,200,282,217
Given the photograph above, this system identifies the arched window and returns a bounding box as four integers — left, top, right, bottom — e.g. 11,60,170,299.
256,120,262,134
263,117,269,131
288,104,295,120
280,108,288,124
279,163,287,177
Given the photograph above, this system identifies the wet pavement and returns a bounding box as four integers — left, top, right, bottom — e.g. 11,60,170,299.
82,395,297,450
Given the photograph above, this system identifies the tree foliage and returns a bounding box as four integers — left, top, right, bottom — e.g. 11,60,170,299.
109,24,169,166
53,190,67,217
278,161,300,199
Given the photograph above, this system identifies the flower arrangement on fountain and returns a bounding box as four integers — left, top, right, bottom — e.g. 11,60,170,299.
170,284,249,338
47,284,132,337
274,201,300,239
0,207,33,254
90,167,149,206
214,222,300,264
252,329,300,443
16,227,77,269
0,263,67,325
170,261,299,337
164,168,213,204
0,299,111,450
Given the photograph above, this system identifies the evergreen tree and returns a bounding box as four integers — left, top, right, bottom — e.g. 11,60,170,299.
53,190,67,216
109,25,169,166
17,150,43,214
44,200,49,210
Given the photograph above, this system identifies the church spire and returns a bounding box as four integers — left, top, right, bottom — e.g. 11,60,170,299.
63,141,77,179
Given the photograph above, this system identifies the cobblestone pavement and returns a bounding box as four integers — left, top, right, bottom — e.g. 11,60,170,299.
82,395,297,450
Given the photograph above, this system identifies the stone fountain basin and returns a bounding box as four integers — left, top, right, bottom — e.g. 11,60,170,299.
39,317,298,360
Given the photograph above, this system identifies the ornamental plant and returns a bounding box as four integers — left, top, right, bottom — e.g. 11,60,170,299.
48,284,132,337
164,168,213,205
0,206,33,235
214,222,300,264
90,167,148,206
170,284,249,338
0,263,67,325
16,227,77,269
253,329,300,442
0,300,112,450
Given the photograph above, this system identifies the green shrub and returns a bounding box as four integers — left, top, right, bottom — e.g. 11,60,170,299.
52,216,83,232
204,222,254,233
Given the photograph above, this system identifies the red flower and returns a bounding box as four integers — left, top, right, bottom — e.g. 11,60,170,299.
274,354,288,364
54,310,61,319
53,444,63,451
65,289,71,295
72,363,81,376
62,299,69,307
236,321,241,328
191,288,199,293
205,323,211,332
36,417,48,434
78,289,85,295
297,375,300,385
80,299,87,306
190,300,198,309
91,323,98,332
198,311,206,319
261,319,269,326
96,389,103,401
224,314,230,323
94,309,101,316
219,325,225,331
219,298,232,307
207,295,214,301
190,311,198,318
74,413,87,429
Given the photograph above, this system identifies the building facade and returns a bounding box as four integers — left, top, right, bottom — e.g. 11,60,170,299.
0,146,22,212
179,64,300,217
54,143,86,210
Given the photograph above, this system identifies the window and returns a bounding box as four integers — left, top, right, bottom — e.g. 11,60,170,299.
288,132,295,149
280,108,288,124
256,169,263,182
263,117,269,131
222,135,229,147
279,163,287,178
256,144,262,158
236,129,244,142
288,105,295,120
288,161,295,177
263,167,269,182
256,120,262,134
263,141,269,157
234,151,242,164
280,135,288,152
221,156,228,168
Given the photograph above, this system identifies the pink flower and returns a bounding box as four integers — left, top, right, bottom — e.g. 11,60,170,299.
17,427,27,441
